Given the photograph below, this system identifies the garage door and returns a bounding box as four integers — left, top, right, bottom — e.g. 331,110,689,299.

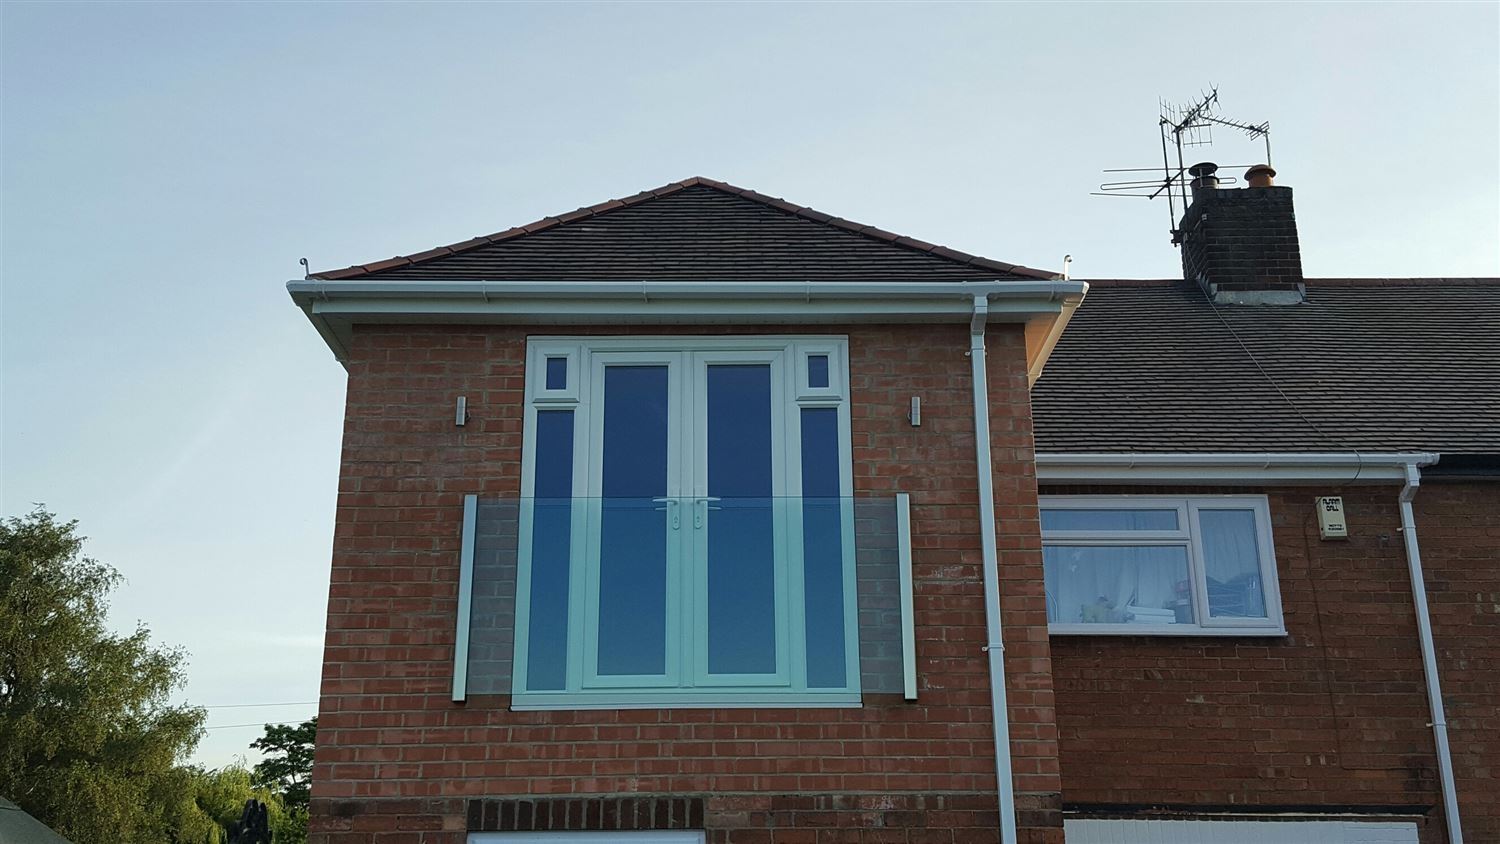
1065,819,1419,843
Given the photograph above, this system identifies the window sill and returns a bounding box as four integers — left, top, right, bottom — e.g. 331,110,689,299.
510,691,862,711
1049,624,1288,638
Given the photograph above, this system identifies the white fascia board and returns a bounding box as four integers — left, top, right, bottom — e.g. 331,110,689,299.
287,278,1088,364
287,279,1079,299
1035,452,1441,484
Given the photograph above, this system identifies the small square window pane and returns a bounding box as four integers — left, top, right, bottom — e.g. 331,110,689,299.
1044,545,1193,625
1041,508,1179,532
544,357,568,390
1200,509,1269,619
807,354,830,389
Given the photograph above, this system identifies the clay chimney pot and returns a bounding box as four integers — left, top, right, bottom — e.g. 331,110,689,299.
1245,164,1277,188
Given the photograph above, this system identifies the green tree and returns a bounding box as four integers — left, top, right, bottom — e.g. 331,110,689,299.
251,717,315,843
0,509,207,844
165,764,296,844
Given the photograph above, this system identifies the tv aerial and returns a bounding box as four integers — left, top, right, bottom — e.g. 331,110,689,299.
1095,88,1272,243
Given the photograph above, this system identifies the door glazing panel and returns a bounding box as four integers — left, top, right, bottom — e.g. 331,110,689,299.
589,361,677,684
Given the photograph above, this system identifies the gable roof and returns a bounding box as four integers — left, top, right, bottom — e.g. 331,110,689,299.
1032,278,1500,455
310,177,1056,281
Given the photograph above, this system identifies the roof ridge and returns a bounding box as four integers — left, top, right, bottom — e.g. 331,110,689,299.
310,177,1058,280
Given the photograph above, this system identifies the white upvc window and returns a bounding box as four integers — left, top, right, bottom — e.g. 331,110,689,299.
512,336,859,709
1064,819,1417,843
1041,495,1285,636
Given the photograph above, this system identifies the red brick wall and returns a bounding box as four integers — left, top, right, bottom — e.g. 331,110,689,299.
312,323,1060,843
1043,484,1476,843
1413,481,1499,844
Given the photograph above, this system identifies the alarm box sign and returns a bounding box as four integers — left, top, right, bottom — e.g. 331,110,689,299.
1317,496,1349,540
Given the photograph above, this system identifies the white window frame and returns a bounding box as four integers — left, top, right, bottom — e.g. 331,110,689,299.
512,336,860,709
1041,495,1286,636
1063,819,1417,843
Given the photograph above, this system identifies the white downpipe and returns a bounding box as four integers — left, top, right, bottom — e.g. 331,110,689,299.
969,294,1019,842
1398,462,1464,844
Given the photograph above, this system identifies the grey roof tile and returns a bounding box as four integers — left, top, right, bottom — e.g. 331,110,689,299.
310,177,1056,282
1032,278,1500,455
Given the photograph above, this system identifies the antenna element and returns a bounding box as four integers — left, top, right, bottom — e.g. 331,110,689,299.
1094,87,1273,244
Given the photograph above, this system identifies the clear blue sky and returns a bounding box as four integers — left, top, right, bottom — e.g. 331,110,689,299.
3,1,1496,768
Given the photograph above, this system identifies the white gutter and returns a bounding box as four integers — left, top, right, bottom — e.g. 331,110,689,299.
286,278,1088,365
1036,452,1441,484
968,294,1019,842
1398,460,1464,844
287,278,1080,299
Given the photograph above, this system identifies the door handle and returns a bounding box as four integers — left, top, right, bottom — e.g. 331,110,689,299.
694,497,721,529
651,497,680,530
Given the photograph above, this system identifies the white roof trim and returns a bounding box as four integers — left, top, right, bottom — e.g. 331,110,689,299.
287,278,1088,365
1035,452,1441,484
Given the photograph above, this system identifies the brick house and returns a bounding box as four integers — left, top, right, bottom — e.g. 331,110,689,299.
289,172,1498,844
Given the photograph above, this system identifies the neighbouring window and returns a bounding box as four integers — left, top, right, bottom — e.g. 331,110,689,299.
1041,496,1284,635
513,337,860,708
1064,819,1417,844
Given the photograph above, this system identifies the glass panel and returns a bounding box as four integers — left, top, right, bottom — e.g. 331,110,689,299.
1041,508,1179,533
526,410,574,690
1200,509,1268,619
544,357,567,390
1044,545,1193,625
706,365,776,675
467,500,520,695
801,407,847,687
807,355,830,389
470,495,897,698
597,366,669,676
852,497,900,694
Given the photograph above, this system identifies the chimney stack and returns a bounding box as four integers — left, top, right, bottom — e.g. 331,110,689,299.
1178,162,1304,305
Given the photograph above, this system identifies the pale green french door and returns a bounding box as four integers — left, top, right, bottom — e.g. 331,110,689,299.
580,348,795,691
686,349,793,689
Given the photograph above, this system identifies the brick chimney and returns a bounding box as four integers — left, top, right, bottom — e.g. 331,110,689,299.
1177,162,1305,305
